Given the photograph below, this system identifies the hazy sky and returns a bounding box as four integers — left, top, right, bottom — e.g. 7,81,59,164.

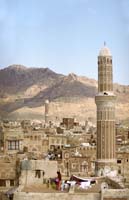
0,0,129,85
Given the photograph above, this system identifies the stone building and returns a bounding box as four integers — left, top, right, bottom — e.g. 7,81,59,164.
117,146,129,186
0,155,17,190
95,44,117,175
3,121,24,154
61,146,94,177
116,125,129,146
21,120,31,130
60,118,79,130
23,129,45,156
76,145,96,159
48,135,67,151
19,159,58,187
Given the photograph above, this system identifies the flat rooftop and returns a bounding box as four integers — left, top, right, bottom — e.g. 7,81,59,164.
21,178,116,194
22,184,68,193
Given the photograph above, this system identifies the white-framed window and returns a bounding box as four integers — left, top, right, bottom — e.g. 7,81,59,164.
8,140,19,150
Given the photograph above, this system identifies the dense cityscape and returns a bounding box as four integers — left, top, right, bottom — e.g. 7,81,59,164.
0,45,129,200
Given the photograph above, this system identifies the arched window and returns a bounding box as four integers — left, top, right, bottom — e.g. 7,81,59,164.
107,58,109,64
103,57,106,63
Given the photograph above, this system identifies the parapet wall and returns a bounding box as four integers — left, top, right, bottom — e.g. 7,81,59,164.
101,189,129,200
13,189,129,200
14,192,100,200
106,177,125,189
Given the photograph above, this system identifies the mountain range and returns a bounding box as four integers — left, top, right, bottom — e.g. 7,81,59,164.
0,65,129,122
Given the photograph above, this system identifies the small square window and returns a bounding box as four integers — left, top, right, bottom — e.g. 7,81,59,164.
117,159,121,164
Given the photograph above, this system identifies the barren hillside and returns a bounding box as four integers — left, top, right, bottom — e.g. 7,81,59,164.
0,65,128,122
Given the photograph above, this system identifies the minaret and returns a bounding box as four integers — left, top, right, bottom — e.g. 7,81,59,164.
95,43,116,176
45,99,49,124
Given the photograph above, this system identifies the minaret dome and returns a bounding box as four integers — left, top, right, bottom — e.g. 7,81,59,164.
99,46,111,57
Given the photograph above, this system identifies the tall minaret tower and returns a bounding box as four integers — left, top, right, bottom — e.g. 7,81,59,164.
95,43,116,176
45,99,49,124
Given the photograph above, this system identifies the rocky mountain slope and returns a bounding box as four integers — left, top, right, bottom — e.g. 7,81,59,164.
0,65,129,122
0,65,63,97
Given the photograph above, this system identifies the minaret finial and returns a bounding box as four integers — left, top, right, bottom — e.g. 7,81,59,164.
104,41,106,46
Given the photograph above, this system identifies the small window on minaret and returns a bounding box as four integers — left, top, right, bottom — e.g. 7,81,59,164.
104,57,106,63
